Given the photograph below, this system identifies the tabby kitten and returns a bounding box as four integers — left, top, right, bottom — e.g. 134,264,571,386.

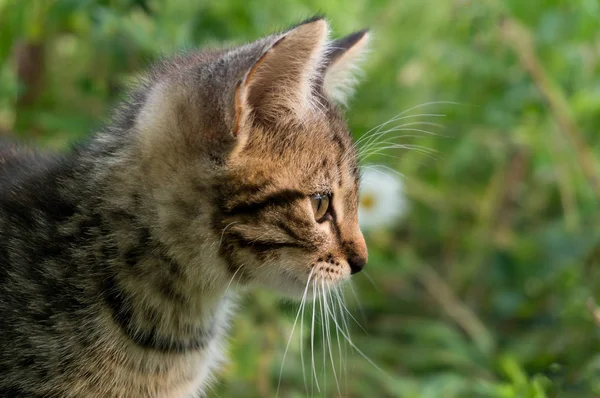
0,17,369,397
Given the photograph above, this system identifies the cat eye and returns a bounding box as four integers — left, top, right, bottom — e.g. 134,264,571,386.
310,194,331,222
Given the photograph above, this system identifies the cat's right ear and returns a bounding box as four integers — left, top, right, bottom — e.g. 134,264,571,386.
232,17,330,136
322,29,370,106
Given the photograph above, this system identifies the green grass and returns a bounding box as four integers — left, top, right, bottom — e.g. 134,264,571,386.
1,1,599,397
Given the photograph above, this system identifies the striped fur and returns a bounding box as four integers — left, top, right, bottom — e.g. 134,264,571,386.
0,17,369,397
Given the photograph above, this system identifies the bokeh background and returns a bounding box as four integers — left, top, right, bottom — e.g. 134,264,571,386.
2,1,600,397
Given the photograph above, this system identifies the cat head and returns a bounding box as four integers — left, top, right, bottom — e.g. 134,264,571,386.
131,17,370,297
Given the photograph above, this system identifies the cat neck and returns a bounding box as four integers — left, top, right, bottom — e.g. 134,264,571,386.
69,142,236,354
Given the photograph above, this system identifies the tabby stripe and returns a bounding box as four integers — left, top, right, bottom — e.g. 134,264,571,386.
275,221,316,249
226,231,310,251
224,189,305,216
220,183,264,199
100,273,212,353
0,388,59,398
332,133,347,179
218,239,252,279
329,202,343,246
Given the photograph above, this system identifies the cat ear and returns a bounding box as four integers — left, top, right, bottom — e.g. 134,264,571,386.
233,18,329,132
322,29,370,106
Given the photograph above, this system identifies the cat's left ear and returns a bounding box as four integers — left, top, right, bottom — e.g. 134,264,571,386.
322,29,370,105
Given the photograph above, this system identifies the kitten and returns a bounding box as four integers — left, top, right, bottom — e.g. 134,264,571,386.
0,17,369,397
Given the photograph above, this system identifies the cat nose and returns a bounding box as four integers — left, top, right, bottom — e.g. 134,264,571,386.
348,255,367,275
345,230,368,275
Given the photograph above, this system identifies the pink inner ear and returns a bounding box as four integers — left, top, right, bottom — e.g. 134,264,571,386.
232,83,244,137
235,19,329,123
243,37,289,115
233,43,276,136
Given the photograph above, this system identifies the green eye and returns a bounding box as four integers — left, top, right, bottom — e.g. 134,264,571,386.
310,194,331,221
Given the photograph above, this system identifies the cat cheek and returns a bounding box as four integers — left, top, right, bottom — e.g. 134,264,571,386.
314,219,332,234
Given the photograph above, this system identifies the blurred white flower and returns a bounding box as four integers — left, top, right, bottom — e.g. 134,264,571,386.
358,165,407,230
397,59,425,87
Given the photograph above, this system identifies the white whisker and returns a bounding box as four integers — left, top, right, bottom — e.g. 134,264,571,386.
311,278,320,393
348,281,368,331
361,131,442,151
327,287,344,393
352,101,461,169
319,281,326,392
333,286,350,395
362,151,439,163
323,293,386,374
359,143,438,160
300,282,308,392
356,110,447,145
359,124,444,153
361,164,405,178
218,221,239,248
322,279,341,396
357,120,444,147
361,270,380,292
223,266,243,296
276,270,314,397
332,285,366,339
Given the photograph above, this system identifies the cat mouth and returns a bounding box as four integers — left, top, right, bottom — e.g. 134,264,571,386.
294,263,350,290
251,258,350,299
282,267,350,303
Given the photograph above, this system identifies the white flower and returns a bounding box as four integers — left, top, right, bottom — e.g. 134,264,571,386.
397,59,425,87
358,165,407,230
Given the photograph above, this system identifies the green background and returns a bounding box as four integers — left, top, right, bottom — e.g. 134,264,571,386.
1,1,600,397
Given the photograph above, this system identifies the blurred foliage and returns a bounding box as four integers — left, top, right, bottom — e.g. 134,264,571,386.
2,0,600,397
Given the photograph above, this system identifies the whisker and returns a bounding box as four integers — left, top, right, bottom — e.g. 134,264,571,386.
323,294,386,374
361,151,439,163
358,123,443,160
354,113,446,147
276,270,314,397
358,135,440,159
364,139,440,151
327,287,344,393
348,281,368,331
351,101,459,167
332,286,350,395
322,279,341,396
361,270,380,292
300,282,308,393
360,125,444,152
311,278,320,393
361,106,449,139
359,130,443,157
333,286,368,336
361,164,405,179
361,109,447,140
356,120,444,148
218,221,239,248
223,266,243,296
359,150,437,165
359,143,439,160
318,281,327,392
